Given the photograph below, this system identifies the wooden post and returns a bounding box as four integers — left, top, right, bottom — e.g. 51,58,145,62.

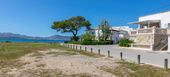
137,55,141,64
165,58,168,70
91,48,93,53
98,49,100,55
120,52,123,60
108,50,110,57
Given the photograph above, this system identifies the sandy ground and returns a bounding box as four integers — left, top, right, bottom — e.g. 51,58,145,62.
0,49,118,77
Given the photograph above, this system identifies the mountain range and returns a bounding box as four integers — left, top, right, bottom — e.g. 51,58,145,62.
0,33,70,40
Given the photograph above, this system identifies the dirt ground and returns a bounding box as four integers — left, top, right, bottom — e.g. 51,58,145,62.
0,49,118,77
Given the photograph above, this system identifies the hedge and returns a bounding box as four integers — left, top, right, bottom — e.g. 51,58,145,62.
65,40,113,45
119,39,133,47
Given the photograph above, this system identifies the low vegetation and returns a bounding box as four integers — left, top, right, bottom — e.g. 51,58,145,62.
0,42,60,60
0,42,104,61
1,42,170,77
119,38,133,47
66,40,113,45
104,61,170,77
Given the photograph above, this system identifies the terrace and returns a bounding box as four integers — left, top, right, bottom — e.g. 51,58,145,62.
131,28,167,35
130,20,168,51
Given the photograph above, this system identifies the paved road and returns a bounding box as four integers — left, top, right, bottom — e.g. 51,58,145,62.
64,44,170,68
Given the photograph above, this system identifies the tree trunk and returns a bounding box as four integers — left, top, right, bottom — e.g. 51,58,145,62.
71,30,79,41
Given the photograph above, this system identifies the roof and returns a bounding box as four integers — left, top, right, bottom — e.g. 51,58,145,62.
129,20,161,24
139,10,170,18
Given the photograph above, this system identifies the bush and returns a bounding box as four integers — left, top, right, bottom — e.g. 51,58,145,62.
65,40,113,45
81,40,113,45
81,33,95,41
119,39,133,47
71,36,79,41
65,41,81,44
4,41,12,43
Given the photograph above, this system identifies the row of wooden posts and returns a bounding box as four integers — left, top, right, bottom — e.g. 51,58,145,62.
64,44,169,70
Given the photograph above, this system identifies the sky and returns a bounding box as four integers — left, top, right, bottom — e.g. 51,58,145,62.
0,0,170,37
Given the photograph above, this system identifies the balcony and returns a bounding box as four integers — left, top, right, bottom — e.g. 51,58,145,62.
131,28,167,36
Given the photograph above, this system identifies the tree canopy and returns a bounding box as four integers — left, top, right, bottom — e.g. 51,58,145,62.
51,16,91,41
99,20,111,41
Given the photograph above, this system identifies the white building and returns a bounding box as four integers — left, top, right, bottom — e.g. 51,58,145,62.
89,26,133,44
130,11,170,51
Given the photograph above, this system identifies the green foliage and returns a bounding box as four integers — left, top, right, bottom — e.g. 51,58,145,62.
71,36,79,42
119,38,133,47
51,16,91,41
99,20,112,41
65,40,113,45
81,40,113,45
81,33,95,41
65,41,81,44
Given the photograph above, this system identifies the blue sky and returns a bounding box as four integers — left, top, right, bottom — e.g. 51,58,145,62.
0,0,170,37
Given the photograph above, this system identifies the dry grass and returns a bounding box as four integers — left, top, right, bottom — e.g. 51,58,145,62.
0,43,60,60
0,43,108,77
46,51,77,57
112,61,170,77
36,64,46,67
18,68,93,77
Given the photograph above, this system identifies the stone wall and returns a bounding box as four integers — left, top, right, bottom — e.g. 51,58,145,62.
153,34,168,51
134,34,154,45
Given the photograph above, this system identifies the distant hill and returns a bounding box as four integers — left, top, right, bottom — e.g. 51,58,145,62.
0,33,70,40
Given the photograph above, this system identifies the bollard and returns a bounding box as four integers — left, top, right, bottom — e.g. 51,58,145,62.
91,48,93,53
137,55,141,64
76,46,77,50
120,52,123,60
80,46,82,50
73,45,75,49
85,47,87,51
98,49,100,55
108,50,110,57
164,58,168,70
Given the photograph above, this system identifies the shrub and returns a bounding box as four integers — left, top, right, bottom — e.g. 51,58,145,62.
81,33,95,41
81,40,113,45
5,41,12,43
65,41,81,44
71,36,79,41
119,38,133,47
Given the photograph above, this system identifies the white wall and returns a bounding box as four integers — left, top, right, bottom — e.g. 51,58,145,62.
139,11,170,28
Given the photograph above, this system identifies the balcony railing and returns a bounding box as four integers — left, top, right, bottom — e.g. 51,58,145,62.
131,28,167,35
138,28,153,33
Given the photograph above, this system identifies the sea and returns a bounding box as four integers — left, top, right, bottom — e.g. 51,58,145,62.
0,38,67,43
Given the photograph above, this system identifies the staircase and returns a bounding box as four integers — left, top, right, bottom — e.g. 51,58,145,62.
154,38,168,51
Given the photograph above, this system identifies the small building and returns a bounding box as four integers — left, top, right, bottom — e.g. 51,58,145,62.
89,26,133,44
130,11,170,51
